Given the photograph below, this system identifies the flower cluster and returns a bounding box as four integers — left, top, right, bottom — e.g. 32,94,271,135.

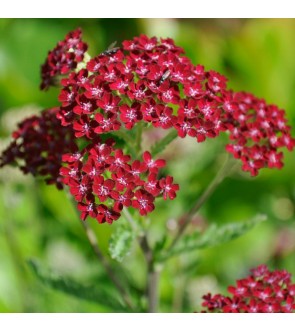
40,28,88,90
226,92,295,176
53,31,294,177
56,34,231,145
60,137,179,223
0,108,77,189
1,29,294,224
201,265,295,313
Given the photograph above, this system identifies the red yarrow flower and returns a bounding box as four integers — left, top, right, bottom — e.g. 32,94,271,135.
60,138,179,223
49,30,293,178
200,265,295,313
225,91,295,176
0,108,77,189
40,28,88,90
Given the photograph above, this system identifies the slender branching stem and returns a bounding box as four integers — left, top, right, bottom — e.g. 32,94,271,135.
123,118,161,312
123,208,160,312
151,130,178,156
79,218,134,310
136,123,143,154
168,155,237,252
147,266,160,313
122,208,138,232
67,191,134,310
134,123,161,312
138,233,160,313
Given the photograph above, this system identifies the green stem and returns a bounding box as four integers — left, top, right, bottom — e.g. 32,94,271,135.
112,129,133,144
122,208,138,232
172,276,186,312
66,191,134,310
80,218,134,310
147,266,160,313
120,121,162,312
112,130,137,158
123,208,160,312
151,130,178,156
136,123,143,154
138,234,160,313
167,155,237,252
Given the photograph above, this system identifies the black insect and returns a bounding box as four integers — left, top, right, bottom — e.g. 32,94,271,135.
100,41,120,56
158,70,171,85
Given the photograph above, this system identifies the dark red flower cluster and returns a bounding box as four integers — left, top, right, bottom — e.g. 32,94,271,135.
40,28,88,90
0,108,77,189
60,137,179,223
52,31,294,177
56,34,231,144
201,265,295,313
226,92,295,176
2,29,293,223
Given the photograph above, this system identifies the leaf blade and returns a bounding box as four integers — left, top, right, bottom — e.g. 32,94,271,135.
28,259,129,312
109,223,134,263
158,214,266,261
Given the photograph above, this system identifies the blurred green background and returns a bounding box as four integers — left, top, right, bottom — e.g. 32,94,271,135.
0,18,295,313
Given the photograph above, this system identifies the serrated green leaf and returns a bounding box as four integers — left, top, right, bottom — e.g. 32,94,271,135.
151,130,178,156
109,223,134,262
28,259,128,312
159,214,266,261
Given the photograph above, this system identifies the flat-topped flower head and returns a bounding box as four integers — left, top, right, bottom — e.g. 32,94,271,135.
50,30,293,177
0,108,77,189
4,28,290,226
201,265,295,313
56,33,231,146
61,138,179,223
40,28,88,90
225,91,295,176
